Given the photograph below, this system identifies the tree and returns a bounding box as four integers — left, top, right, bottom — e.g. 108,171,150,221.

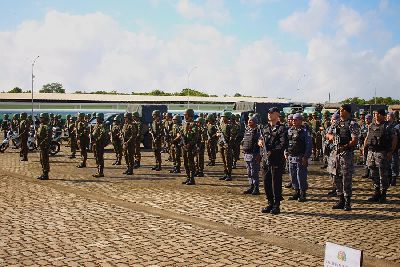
234,93,242,97
39,82,65,93
8,87,23,93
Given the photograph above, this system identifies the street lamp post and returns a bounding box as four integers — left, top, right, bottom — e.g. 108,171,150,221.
186,66,198,109
31,56,39,125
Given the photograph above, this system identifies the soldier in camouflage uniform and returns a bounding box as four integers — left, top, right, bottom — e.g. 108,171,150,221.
122,112,136,175
150,110,164,171
326,104,359,211
11,114,19,132
217,112,234,181
18,112,30,161
68,116,77,159
91,113,107,178
169,115,182,173
364,109,397,203
164,113,173,161
195,117,206,177
310,112,322,161
1,114,10,139
232,114,244,169
111,115,123,165
76,112,89,168
206,114,218,166
36,113,51,180
387,112,399,185
360,114,372,178
133,112,143,168
180,109,198,185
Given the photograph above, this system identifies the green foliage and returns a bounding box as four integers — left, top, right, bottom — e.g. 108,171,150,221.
39,83,65,93
8,87,23,93
341,97,400,105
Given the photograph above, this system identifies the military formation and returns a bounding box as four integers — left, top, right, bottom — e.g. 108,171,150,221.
1,104,399,215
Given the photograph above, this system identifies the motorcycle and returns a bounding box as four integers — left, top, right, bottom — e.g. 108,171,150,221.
27,125,37,151
49,127,62,156
0,130,21,153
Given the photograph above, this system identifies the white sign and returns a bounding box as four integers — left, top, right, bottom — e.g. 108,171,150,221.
324,242,363,267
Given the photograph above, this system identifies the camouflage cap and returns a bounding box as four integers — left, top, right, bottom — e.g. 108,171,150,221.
96,113,104,120
39,112,49,119
221,111,231,118
207,114,215,121
132,111,140,118
172,115,181,121
78,112,85,118
195,117,205,124
20,112,28,118
3,114,9,118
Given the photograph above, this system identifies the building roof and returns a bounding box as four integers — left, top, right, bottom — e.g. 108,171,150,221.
0,93,290,104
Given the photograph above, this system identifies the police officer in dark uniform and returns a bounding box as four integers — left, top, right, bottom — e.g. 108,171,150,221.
259,107,288,215
195,117,206,177
287,113,312,202
68,116,77,159
387,112,399,185
19,112,30,161
242,115,261,195
36,113,51,180
360,114,372,178
364,109,397,203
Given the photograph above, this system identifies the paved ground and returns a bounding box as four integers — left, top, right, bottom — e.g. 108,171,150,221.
0,145,399,266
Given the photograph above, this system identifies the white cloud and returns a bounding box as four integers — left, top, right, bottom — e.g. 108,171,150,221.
0,10,399,102
175,0,230,24
279,0,330,38
335,6,365,39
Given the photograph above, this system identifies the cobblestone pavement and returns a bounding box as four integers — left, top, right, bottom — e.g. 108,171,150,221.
0,146,399,266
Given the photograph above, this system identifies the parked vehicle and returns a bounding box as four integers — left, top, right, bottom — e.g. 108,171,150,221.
0,130,21,152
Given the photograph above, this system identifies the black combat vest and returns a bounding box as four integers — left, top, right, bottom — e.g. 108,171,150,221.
366,122,390,151
287,127,306,156
242,127,257,153
337,120,352,146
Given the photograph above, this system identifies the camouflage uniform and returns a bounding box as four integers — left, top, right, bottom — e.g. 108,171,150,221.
122,113,136,175
68,117,77,158
195,118,207,177
309,113,322,161
91,113,107,177
218,112,234,181
365,119,396,202
1,114,10,139
111,116,123,165
11,115,19,132
163,113,173,161
150,110,164,171
133,112,142,168
19,113,30,161
206,115,218,166
36,113,51,180
232,115,244,169
321,112,331,168
169,115,182,173
181,109,198,185
328,115,359,211
76,113,89,168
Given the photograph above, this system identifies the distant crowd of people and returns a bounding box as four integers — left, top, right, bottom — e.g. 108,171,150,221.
1,104,399,215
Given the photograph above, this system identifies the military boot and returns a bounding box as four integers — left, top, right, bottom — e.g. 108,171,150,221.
126,167,133,175
182,173,190,184
261,201,274,213
298,190,307,202
391,176,397,186
39,172,49,180
251,185,260,195
344,197,351,211
37,174,44,180
197,171,204,177
123,167,129,174
186,173,196,185
224,174,232,181
332,195,345,209
115,159,121,165
270,204,281,215
379,189,387,203
368,188,381,202
173,167,181,173
77,162,86,168
327,188,337,197
219,171,228,180
288,189,300,201
169,167,177,173
133,160,140,169
243,185,254,194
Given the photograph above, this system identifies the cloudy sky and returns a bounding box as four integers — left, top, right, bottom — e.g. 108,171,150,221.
0,0,399,102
